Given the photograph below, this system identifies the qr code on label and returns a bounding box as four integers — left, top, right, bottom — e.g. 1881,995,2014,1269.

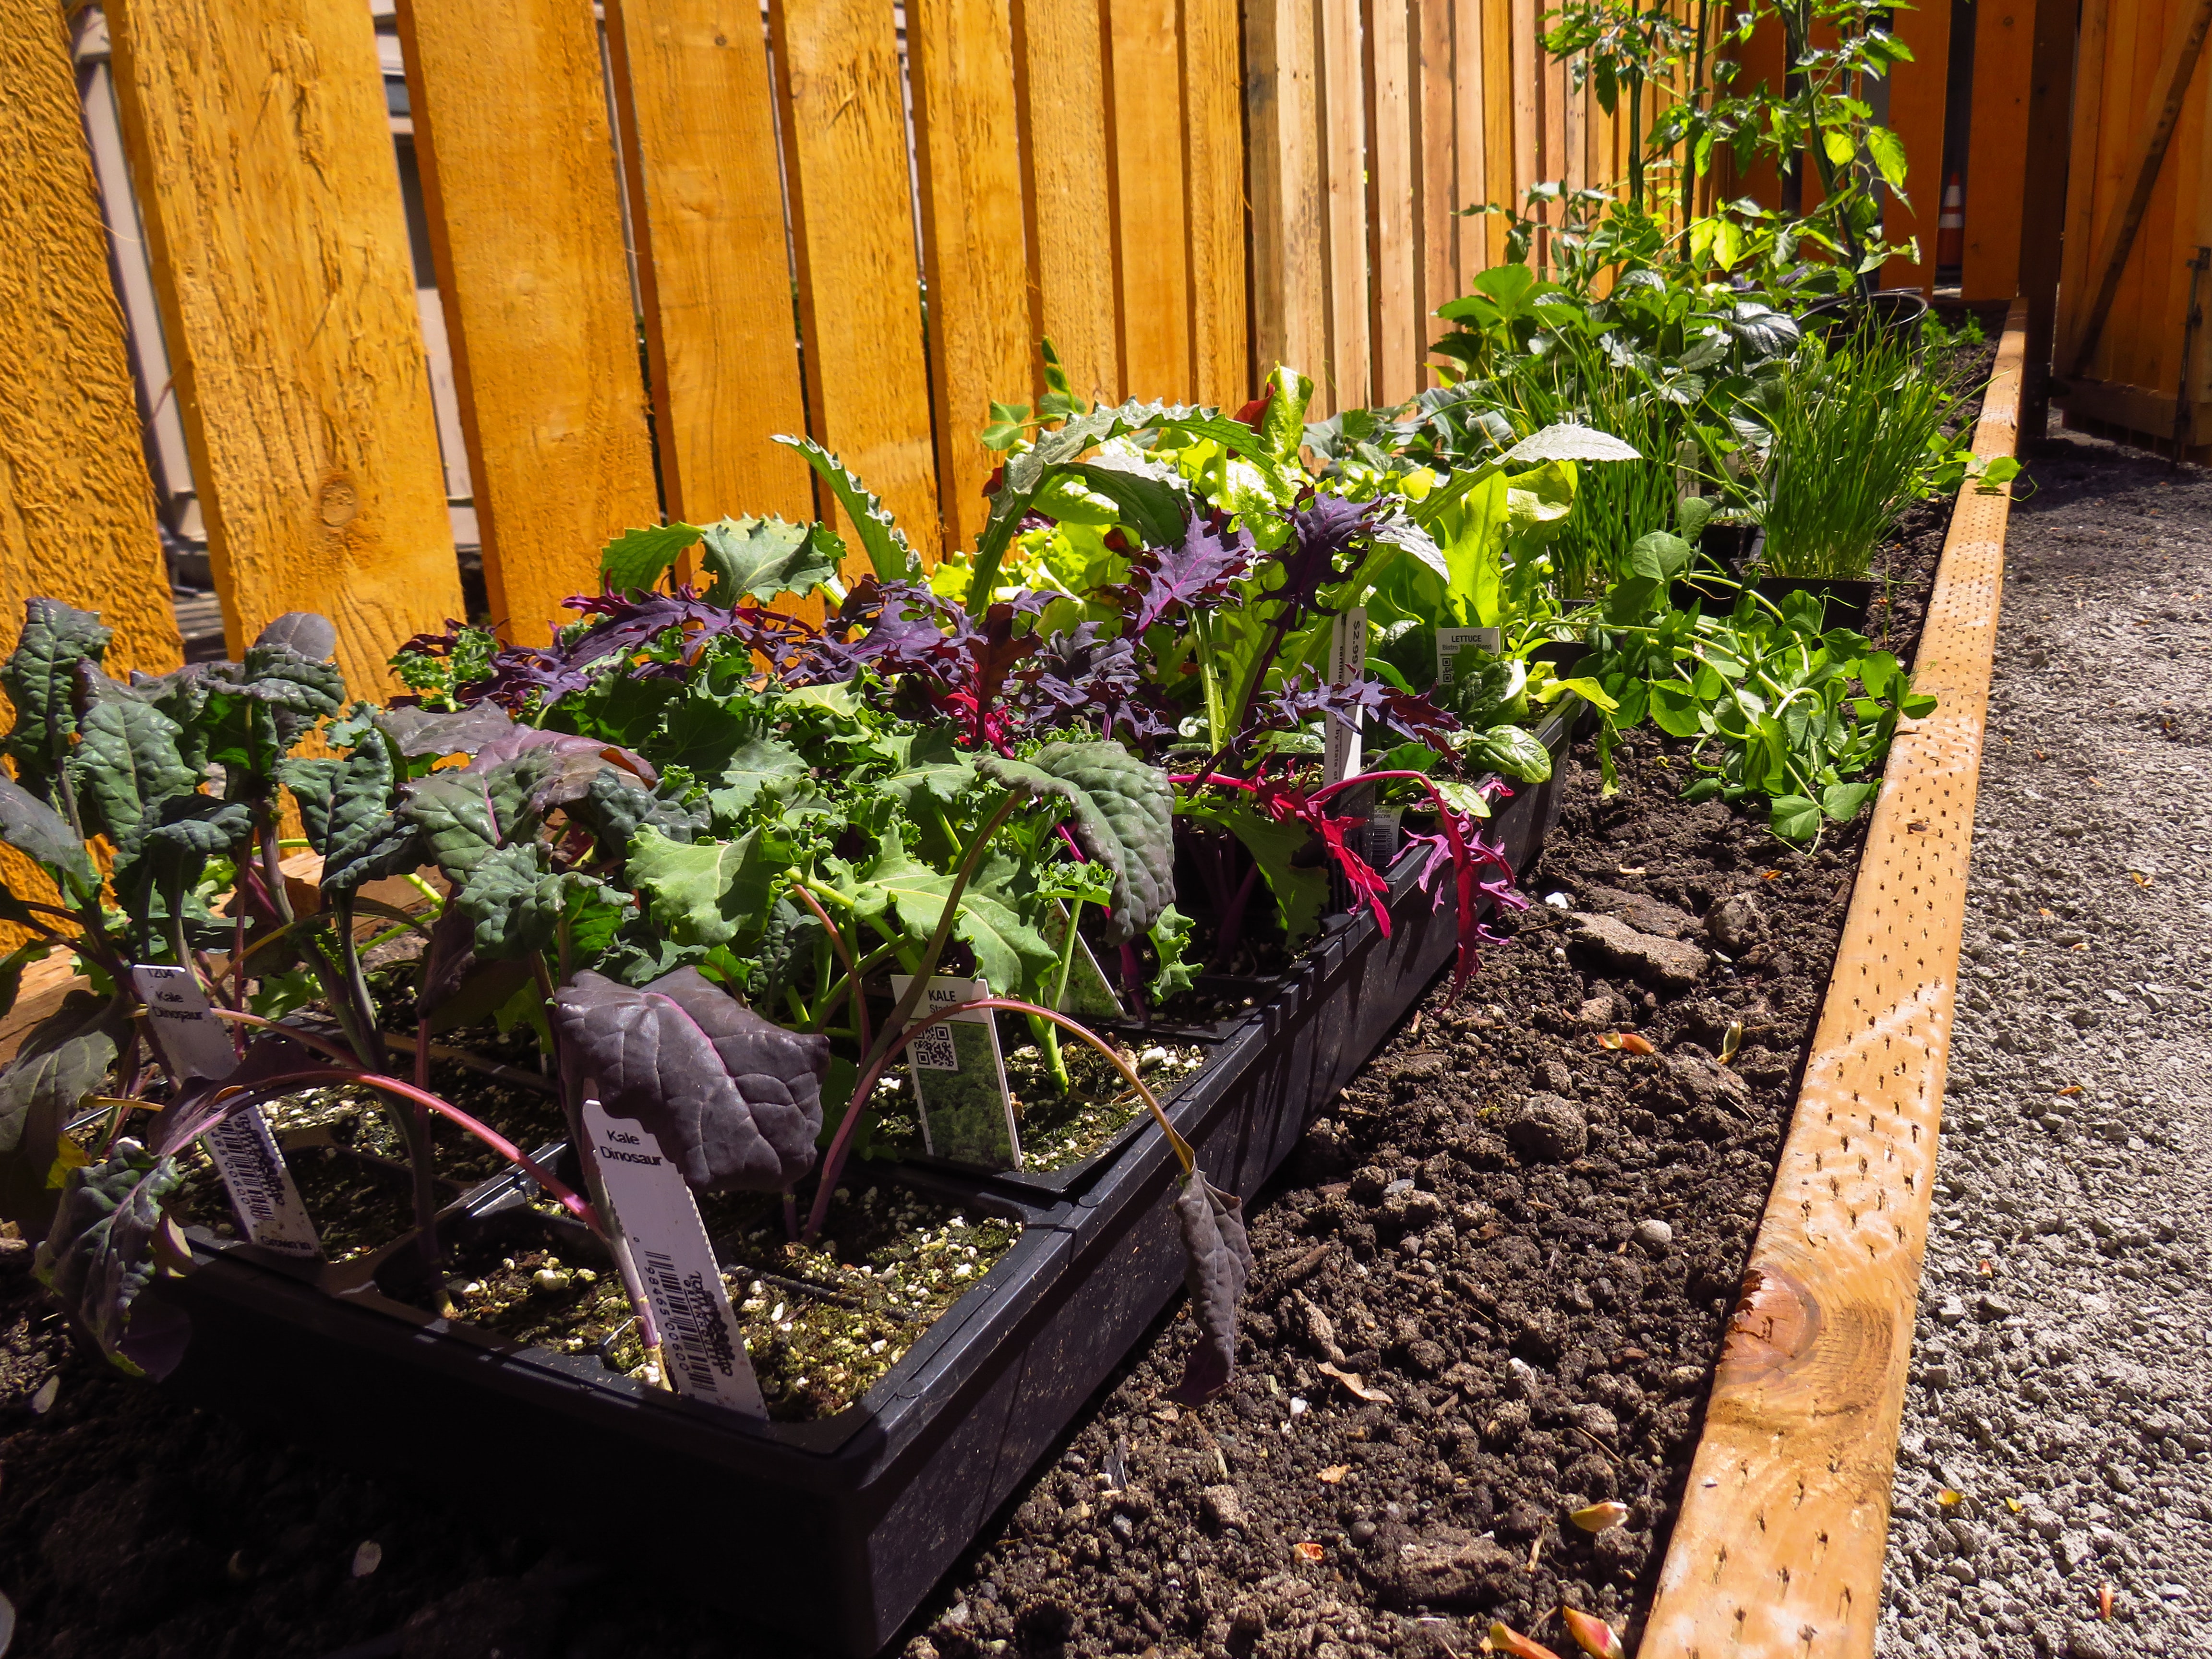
910,1022,960,1070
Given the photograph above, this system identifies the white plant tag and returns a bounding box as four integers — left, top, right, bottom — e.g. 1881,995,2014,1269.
1435,625,1503,684
1323,606,1369,786
1356,807,1404,869
130,964,321,1259
580,1098,766,1417
890,974,1021,1170
1042,902,1123,1022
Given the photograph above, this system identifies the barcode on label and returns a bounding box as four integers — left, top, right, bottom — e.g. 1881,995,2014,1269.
910,1022,959,1070
642,1246,737,1395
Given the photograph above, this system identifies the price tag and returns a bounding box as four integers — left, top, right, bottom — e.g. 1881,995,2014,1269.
1323,606,1369,786
581,1098,766,1417
1435,626,1502,685
890,974,1021,1170
131,965,322,1259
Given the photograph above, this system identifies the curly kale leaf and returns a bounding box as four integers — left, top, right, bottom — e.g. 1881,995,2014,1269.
553,968,829,1192
698,516,841,605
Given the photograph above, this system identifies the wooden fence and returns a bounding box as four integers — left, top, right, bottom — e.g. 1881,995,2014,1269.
2055,0,2212,457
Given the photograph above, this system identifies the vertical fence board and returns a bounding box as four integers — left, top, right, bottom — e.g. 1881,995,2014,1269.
1107,0,1193,400
1415,0,1458,358
1014,0,1120,407
606,0,813,534
2057,0,2112,372
0,0,183,950
1366,0,1418,404
1184,0,1250,408
772,0,941,564
1881,0,1951,292
1318,0,1370,413
1963,0,2034,300
911,0,1031,547
1243,0,1328,384
1509,0,1538,218
399,0,658,646
1453,0,1494,274
107,0,458,699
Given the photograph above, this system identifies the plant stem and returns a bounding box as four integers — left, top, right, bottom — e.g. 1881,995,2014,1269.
163,1068,602,1235
811,995,1192,1243
803,791,1025,1241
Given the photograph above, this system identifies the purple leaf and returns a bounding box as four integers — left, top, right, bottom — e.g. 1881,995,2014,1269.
553,968,829,1193
1170,1164,1253,1404
1268,494,1381,616
1118,513,1254,635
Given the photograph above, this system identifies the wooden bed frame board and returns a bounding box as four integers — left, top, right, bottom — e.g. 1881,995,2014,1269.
1640,299,2030,1659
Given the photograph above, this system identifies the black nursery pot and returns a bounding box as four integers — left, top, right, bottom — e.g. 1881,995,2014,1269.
1797,287,1931,347
145,706,1581,1658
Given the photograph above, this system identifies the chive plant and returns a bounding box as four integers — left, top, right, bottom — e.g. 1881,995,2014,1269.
1754,328,1964,581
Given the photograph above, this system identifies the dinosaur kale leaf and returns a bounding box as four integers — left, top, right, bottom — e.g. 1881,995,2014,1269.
1169,1164,1253,1404
553,968,830,1192
34,1139,192,1378
975,741,1175,943
1,598,111,793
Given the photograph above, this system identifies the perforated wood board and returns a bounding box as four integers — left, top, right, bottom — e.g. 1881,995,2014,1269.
1640,300,2029,1659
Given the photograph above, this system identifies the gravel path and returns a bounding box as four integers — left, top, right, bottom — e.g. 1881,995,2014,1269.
1877,430,2212,1659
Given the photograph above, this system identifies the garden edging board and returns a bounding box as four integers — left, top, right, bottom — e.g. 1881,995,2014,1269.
1640,298,2031,1659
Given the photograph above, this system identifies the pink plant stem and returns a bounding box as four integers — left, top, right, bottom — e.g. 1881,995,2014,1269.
176,1067,603,1238
789,882,868,1057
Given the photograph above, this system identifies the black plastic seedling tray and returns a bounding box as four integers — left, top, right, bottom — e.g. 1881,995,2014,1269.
146,707,1574,1656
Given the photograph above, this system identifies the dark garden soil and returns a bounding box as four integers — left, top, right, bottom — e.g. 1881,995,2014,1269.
0,326,2010,1659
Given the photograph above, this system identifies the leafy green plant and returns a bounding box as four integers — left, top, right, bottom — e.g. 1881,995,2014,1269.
1580,554,1935,843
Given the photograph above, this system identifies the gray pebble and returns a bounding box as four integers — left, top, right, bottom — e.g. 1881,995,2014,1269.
1633,1218,1673,1250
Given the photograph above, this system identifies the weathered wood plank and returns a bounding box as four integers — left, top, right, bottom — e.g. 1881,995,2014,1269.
910,0,1032,547
1184,0,1250,408
605,0,813,533
1642,301,2029,1659
1106,0,1193,400
1318,0,1370,413
107,0,459,698
1014,0,1120,407
2063,0,2212,377
1244,0,1330,385
398,0,658,646
1367,0,1418,405
771,0,941,565
0,0,184,949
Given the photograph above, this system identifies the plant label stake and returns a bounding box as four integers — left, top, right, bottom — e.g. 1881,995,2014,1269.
1043,903,1123,1020
129,965,322,1260
579,1097,766,1417
890,975,1021,1170
1324,606,1369,786
1435,626,1503,684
